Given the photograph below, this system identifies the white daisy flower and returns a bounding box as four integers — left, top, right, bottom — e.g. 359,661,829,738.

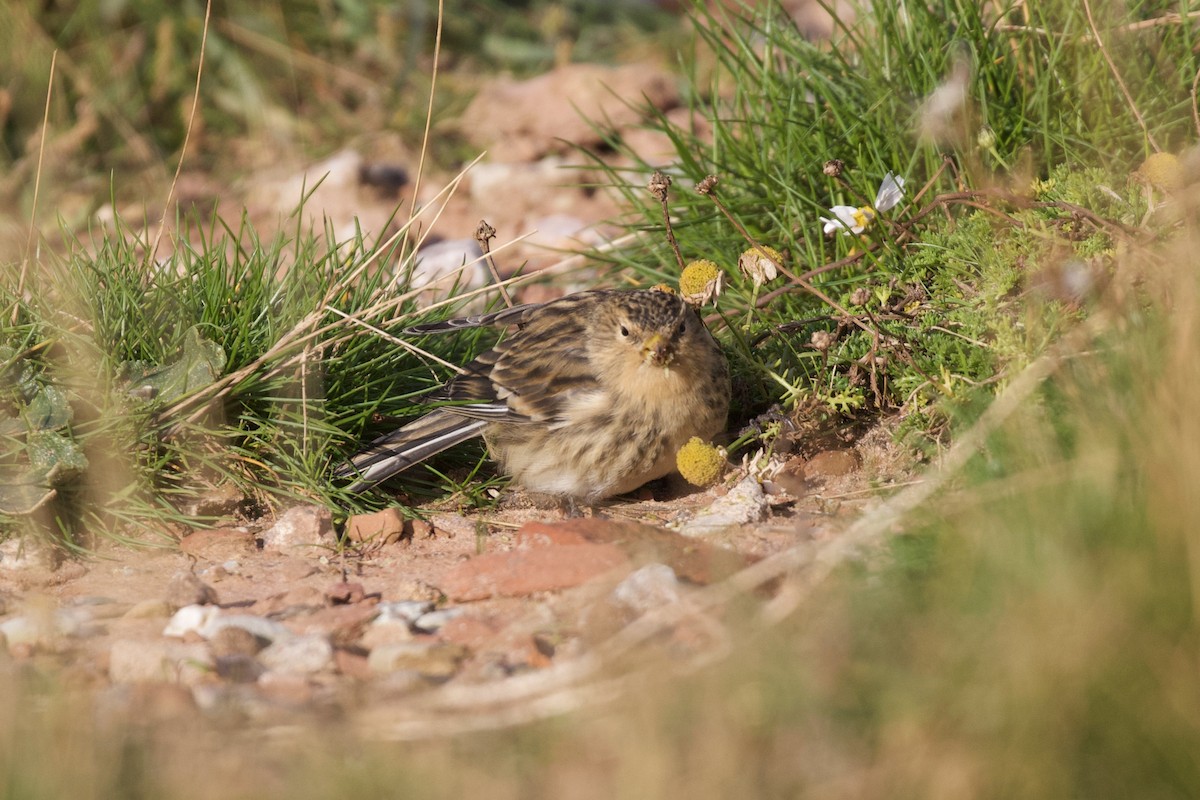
821,172,906,236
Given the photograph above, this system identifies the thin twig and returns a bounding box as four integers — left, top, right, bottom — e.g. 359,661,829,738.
1192,66,1200,141
151,0,213,262
649,171,686,271
475,220,514,308
402,0,445,262
996,10,1200,38
14,49,56,325
326,308,468,375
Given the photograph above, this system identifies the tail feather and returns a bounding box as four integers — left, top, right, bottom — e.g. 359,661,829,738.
337,410,488,492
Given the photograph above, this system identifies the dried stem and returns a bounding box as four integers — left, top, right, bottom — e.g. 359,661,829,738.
14,49,56,325
151,0,213,262
475,220,514,308
649,171,686,271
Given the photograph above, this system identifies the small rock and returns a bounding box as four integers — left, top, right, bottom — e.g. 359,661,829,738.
205,614,293,645
344,507,408,545
53,606,107,638
358,161,408,194
0,607,104,649
209,626,265,659
257,634,334,676
360,620,414,650
123,599,172,620
373,600,434,626
771,456,809,497
804,449,859,479
215,654,264,683
180,484,245,519
325,582,367,605
109,639,214,685
163,605,292,645
162,604,221,638
165,570,219,609
0,616,42,649
0,535,58,573
367,641,469,680
409,519,434,539
611,563,682,616
260,505,334,553
681,476,769,537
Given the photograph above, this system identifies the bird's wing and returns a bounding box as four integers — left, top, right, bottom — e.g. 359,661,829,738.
430,292,609,424
334,409,488,492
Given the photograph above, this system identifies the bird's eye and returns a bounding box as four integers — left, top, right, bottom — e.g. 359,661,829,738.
679,320,687,334
619,324,630,337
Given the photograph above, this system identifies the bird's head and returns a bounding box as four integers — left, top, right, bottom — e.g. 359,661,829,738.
597,289,697,371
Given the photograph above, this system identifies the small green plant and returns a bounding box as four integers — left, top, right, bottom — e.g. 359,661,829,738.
587,0,1191,448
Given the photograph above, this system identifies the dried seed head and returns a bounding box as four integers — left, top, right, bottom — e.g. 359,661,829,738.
810,330,836,351
738,245,784,287
648,171,672,202
696,175,719,195
850,287,871,307
822,159,845,177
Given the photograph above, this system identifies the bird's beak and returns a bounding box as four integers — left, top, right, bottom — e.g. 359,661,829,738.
642,333,673,366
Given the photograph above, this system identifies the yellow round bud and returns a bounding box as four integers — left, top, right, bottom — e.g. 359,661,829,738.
679,259,725,305
1136,152,1182,191
676,436,727,487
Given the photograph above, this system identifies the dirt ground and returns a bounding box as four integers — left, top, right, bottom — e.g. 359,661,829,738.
0,422,916,734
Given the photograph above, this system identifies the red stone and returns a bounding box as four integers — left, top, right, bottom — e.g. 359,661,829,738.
510,517,753,585
440,544,630,601
344,507,407,545
515,521,591,548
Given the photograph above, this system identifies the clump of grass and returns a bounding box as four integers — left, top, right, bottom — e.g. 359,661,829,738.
0,199,509,540
588,0,1196,449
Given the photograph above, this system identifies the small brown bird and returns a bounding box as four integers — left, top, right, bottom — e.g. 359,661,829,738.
337,288,730,502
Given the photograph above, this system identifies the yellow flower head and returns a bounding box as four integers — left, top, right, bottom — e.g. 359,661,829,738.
737,246,783,287
1135,152,1183,192
676,436,727,487
679,259,725,305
